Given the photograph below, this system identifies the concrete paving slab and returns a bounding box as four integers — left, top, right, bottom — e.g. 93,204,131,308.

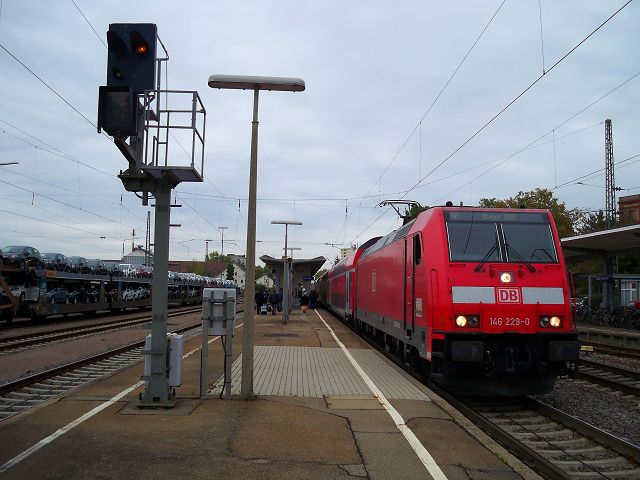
391,398,452,421
409,416,515,472
354,431,431,480
324,394,384,410
231,398,361,466
336,409,399,434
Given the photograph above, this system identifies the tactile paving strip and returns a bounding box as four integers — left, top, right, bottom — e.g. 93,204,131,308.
209,346,430,400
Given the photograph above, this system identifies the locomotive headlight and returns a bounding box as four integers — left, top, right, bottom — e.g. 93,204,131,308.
500,272,513,283
455,315,479,327
550,316,561,327
539,316,550,327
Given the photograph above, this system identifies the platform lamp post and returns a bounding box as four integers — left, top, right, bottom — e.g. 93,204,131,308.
287,246,301,313
208,75,305,400
271,221,302,325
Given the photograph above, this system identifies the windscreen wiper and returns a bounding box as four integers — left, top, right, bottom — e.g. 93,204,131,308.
474,244,498,272
505,243,536,272
531,248,555,262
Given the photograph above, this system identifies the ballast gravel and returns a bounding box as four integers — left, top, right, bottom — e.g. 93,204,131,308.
533,352,640,447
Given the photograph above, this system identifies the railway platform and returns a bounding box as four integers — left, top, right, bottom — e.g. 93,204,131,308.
0,308,543,480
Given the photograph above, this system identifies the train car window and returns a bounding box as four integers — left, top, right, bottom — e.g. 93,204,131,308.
413,235,422,265
502,223,558,263
447,221,500,262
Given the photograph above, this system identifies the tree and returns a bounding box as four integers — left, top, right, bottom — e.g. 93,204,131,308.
405,204,429,223
479,188,580,238
226,263,235,280
575,210,607,235
255,265,269,279
207,251,230,263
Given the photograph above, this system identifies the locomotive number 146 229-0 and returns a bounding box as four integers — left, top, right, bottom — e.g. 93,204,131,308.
489,317,530,326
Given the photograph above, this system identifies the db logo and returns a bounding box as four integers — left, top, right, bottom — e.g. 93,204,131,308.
497,288,521,304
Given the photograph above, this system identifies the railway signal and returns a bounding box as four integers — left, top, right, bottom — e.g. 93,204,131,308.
98,23,206,409
98,23,157,137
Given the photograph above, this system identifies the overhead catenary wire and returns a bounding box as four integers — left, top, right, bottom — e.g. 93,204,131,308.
429,68,640,205
346,3,635,245
71,0,106,48
0,42,100,131
0,178,143,232
335,0,508,245
403,0,634,200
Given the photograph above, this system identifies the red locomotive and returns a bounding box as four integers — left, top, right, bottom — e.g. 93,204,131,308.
322,206,579,396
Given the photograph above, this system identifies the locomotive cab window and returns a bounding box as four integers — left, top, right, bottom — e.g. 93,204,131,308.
413,234,422,265
447,221,500,262
445,211,558,264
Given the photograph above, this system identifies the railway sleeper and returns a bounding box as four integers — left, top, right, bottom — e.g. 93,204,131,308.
553,455,634,471
523,437,593,449
0,397,27,404
499,421,562,432
507,428,575,441
523,445,609,459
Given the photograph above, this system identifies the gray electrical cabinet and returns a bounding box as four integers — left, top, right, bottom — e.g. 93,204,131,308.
202,287,236,336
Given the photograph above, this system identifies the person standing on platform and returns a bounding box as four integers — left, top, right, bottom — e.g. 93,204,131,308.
255,289,265,314
300,289,309,313
268,289,279,316
309,289,318,309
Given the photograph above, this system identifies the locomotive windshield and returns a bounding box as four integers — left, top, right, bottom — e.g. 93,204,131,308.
445,211,558,263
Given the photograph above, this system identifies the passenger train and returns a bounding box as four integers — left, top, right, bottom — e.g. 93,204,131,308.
319,206,579,396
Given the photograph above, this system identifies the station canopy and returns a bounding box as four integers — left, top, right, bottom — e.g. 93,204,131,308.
561,224,640,259
260,255,327,275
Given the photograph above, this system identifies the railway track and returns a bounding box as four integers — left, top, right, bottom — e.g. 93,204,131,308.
0,306,203,354
578,358,640,398
436,393,640,479
0,305,244,421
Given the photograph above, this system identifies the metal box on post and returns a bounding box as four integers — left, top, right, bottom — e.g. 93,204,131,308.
167,333,184,387
202,288,236,336
143,333,184,387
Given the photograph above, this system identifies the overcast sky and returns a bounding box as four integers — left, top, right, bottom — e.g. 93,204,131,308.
0,1,638,268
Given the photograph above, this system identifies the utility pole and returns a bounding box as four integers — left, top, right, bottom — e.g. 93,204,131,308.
605,119,616,229
205,239,213,263
218,226,228,255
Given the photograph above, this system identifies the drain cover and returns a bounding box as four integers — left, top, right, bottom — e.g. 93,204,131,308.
263,333,300,337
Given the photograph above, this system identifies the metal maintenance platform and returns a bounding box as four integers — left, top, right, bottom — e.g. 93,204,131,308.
0,308,542,480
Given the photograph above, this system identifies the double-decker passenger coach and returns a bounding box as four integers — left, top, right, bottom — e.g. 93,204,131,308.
325,206,579,396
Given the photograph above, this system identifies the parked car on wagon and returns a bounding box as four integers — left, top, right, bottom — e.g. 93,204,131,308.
42,253,70,271
47,287,69,304
87,259,108,275
9,285,26,305
67,288,90,304
68,256,91,274
1,246,43,270
121,288,137,301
